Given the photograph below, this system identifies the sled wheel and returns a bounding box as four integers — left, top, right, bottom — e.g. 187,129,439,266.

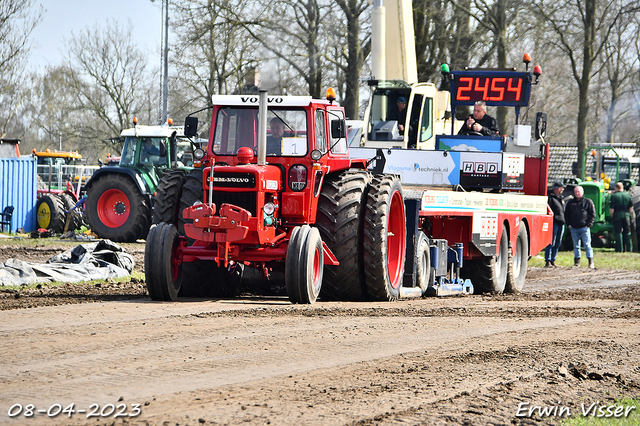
145,223,182,301
86,174,150,242
506,224,528,293
363,175,406,301
36,194,66,233
316,170,371,301
415,231,433,294
152,169,186,225
286,225,323,304
463,225,509,293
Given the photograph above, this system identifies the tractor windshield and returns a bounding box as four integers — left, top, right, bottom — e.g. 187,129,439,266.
120,136,167,166
212,107,308,156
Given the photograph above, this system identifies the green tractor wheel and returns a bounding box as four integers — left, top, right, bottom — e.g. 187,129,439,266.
86,174,151,242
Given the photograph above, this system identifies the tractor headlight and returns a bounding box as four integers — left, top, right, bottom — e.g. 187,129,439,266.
263,202,276,215
193,148,205,160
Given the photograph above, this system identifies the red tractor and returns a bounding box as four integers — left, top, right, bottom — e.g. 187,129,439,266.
145,90,407,303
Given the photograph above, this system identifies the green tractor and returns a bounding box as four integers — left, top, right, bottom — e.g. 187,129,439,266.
84,119,202,242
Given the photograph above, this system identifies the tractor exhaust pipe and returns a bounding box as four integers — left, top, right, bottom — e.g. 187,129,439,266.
257,90,268,166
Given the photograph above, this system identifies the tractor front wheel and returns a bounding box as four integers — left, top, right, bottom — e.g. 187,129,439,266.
145,222,182,301
86,174,151,242
285,225,323,304
363,175,406,301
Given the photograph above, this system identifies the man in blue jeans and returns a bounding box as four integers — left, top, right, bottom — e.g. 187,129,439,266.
564,185,596,269
544,182,565,267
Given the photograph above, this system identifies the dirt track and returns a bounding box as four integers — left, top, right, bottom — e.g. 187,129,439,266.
0,242,639,425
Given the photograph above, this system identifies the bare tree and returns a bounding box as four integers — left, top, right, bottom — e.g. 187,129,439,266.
0,0,42,137
533,0,638,177
172,0,261,117
28,66,79,152
330,0,370,119
599,10,640,144
414,0,476,83
63,20,151,153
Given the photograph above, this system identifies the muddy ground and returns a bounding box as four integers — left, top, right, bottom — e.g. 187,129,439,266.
0,240,639,425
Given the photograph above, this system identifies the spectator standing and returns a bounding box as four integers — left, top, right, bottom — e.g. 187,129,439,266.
609,181,634,252
544,182,565,268
564,185,596,269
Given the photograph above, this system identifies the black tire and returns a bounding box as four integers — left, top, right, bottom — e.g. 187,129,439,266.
35,194,66,232
60,193,81,232
285,226,306,304
180,261,242,298
463,225,509,294
363,175,406,301
85,174,151,242
145,223,182,301
152,169,186,226
316,170,371,301
286,225,323,304
505,224,528,293
144,222,163,301
178,169,205,239
415,231,433,294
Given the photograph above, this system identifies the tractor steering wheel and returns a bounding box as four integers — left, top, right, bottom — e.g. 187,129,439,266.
461,129,483,137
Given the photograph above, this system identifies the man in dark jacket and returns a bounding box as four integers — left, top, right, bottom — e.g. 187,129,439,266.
609,181,634,252
544,182,565,267
564,185,596,268
458,101,499,136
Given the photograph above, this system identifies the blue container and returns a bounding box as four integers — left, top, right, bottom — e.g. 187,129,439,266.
0,157,38,233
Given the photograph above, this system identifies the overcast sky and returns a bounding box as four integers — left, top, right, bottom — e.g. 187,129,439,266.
28,0,163,71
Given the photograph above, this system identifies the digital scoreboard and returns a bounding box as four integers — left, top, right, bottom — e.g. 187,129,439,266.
450,71,531,107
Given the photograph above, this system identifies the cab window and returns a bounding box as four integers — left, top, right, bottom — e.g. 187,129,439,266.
315,110,326,152
420,97,433,143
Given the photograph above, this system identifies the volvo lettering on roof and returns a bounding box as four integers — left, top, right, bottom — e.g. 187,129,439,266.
211,95,315,107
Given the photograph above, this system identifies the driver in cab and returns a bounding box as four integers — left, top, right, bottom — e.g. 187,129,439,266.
458,101,499,136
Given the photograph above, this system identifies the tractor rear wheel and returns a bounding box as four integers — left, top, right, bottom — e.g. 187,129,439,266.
36,194,66,233
316,170,371,301
363,175,406,301
145,222,182,301
86,174,151,242
505,224,528,293
463,225,509,293
178,169,205,239
415,231,433,294
285,225,323,304
152,169,186,225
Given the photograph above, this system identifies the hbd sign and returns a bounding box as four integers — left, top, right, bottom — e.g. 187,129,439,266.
462,162,499,174
459,152,502,188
